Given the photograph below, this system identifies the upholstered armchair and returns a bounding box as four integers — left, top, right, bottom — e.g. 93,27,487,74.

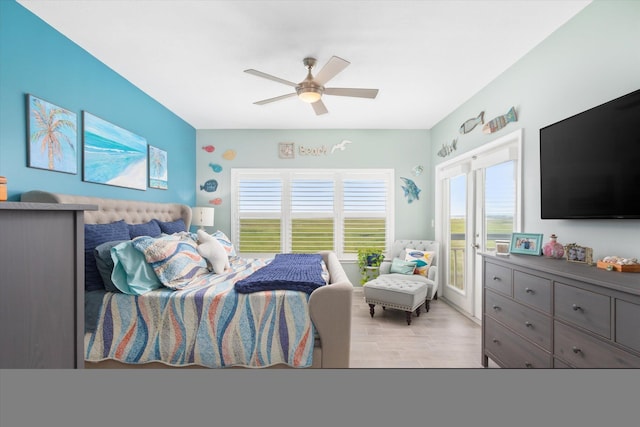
377,240,440,311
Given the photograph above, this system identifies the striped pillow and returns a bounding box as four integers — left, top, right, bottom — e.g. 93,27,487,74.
132,234,209,290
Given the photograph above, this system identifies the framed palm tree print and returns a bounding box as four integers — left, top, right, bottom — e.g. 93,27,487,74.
148,145,168,189
27,94,78,174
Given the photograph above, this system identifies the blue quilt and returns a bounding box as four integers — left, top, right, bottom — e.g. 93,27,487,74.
235,253,327,294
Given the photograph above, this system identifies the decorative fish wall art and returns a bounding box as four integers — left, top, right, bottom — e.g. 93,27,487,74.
202,145,215,153
483,107,517,134
208,163,223,173
437,138,458,158
400,177,421,204
459,111,484,134
222,149,237,160
200,179,218,192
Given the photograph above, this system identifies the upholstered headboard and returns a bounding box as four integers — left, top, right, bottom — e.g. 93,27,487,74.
20,190,192,228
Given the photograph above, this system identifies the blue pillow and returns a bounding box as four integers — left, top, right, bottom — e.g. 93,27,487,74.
154,218,187,234
389,258,417,275
94,240,129,292
128,220,162,239
110,240,163,295
84,220,131,291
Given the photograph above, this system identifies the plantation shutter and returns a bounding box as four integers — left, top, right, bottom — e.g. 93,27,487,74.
343,177,388,254
291,178,335,252
237,177,282,253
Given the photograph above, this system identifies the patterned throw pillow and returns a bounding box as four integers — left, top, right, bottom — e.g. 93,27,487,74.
128,220,162,239
153,218,187,235
132,234,209,290
212,230,237,257
84,220,131,291
404,248,435,277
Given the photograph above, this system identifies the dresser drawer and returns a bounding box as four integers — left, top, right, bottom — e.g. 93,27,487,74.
485,290,551,350
615,299,640,353
484,316,551,368
554,282,610,338
513,270,551,313
554,321,640,368
553,357,573,368
484,262,512,296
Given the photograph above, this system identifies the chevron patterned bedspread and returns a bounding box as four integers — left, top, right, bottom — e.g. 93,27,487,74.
85,257,316,368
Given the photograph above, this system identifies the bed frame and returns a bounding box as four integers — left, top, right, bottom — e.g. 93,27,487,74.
21,191,353,368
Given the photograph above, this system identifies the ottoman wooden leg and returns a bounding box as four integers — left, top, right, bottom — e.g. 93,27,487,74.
405,311,412,325
416,306,421,317
369,304,375,318
425,299,430,312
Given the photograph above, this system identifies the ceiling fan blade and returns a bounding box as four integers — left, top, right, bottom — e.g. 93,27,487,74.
313,56,350,86
311,99,328,115
244,69,298,87
324,88,379,99
254,93,297,105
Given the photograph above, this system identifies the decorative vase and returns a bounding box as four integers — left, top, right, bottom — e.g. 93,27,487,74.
542,234,565,259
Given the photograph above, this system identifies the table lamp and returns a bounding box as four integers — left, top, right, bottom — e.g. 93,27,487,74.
191,206,214,230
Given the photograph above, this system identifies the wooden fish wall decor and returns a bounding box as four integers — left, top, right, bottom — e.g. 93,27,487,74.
437,138,458,158
483,107,517,134
459,111,484,134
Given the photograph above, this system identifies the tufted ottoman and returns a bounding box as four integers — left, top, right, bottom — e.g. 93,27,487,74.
363,277,428,325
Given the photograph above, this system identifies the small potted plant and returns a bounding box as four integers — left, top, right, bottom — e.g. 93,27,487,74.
357,247,385,284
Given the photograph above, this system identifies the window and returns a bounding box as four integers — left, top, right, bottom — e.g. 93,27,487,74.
231,169,394,259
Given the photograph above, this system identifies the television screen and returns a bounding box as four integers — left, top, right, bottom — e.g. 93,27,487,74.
540,89,640,219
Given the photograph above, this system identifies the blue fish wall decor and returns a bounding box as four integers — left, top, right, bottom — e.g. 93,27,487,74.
208,163,223,173
400,177,421,204
200,179,218,192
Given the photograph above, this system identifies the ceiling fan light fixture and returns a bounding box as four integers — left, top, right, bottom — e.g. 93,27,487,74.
297,88,322,103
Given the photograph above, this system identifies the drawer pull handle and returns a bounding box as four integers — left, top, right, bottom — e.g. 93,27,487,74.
572,346,582,354
525,362,533,368
492,305,500,311
492,276,501,281
492,338,499,344
572,304,583,312
525,321,532,328
525,288,534,294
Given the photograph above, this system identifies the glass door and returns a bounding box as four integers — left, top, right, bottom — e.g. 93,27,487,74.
436,129,522,320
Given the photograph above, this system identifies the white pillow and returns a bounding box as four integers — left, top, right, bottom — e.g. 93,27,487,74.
196,229,230,274
404,248,435,277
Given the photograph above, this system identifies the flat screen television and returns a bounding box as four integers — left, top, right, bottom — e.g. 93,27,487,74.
539,89,640,219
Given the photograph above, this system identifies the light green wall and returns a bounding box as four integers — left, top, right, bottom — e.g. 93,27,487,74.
196,129,431,283
430,0,640,260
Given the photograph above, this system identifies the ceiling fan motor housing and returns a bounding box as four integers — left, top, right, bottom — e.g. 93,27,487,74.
296,58,323,103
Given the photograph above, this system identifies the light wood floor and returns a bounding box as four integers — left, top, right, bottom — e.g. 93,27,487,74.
350,287,499,368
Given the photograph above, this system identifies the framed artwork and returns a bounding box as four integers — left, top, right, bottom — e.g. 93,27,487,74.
279,142,295,159
148,145,168,190
509,232,543,256
565,243,593,264
82,111,147,190
27,94,78,174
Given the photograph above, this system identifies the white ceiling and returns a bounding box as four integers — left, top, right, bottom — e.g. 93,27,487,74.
17,0,592,130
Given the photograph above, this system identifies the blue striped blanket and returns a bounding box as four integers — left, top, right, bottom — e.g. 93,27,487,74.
235,253,327,294
85,257,316,368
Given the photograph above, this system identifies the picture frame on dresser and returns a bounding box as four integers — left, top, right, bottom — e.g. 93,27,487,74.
565,243,593,264
509,232,543,255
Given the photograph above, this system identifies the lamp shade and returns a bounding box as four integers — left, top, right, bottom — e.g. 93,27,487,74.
191,207,215,228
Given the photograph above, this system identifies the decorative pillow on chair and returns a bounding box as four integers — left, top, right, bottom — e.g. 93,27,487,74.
389,257,417,275
196,229,230,274
404,249,435,277
128,220,162,239
211,230,237,257
153,218,187,235
84,220,131,291
132,234,209,290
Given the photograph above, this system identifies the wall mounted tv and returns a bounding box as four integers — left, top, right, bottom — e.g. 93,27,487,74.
540,88,640,219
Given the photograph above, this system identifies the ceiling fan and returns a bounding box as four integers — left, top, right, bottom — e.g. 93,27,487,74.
244,56,379,115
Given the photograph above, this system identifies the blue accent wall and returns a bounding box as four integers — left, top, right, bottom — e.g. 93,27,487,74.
0,0,196,204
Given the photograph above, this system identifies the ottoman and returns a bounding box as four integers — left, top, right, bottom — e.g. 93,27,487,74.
363,277,428,325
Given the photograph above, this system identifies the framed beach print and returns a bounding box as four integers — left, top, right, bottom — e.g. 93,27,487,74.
148,145,168,190
509,232,543,256
82,111,147,190
27,94,78,174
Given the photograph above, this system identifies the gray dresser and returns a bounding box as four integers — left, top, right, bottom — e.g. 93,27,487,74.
482,253,640,368
0,201,96,368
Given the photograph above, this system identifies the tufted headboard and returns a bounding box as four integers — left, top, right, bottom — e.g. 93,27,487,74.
20,190,192,228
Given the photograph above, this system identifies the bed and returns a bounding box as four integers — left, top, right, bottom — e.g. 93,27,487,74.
20,191,353,369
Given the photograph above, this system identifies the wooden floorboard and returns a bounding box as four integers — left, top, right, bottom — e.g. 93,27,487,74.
350,287,499,368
